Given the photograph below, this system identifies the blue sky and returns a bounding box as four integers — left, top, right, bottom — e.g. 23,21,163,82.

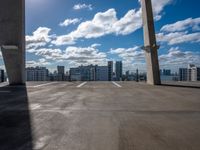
1,0,200,72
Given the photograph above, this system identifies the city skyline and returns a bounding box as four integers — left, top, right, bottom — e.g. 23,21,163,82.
25,62,200,74
23,62,200,82
0,0,200,72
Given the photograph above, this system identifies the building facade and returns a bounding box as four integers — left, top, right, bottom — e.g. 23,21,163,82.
70,65,109,81
190,66,200,81
179,64,200,81
26,67,49,81
70,65,96,81
57,66,65,81
179,68,188,81
96,66,108,81
108,61,113,81
115,61,122,81
163,69,171,76
70,67,82,81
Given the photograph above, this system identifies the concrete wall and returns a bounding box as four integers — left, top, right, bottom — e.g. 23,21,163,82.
0,0,25,84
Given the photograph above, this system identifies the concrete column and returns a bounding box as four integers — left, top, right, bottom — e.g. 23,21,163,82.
0,0,25,85
141,0,161,85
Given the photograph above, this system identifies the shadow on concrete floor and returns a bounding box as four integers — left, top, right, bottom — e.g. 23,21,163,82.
161,83,200,89
0,85,33,150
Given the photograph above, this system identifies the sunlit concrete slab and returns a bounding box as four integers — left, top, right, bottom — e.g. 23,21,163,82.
0,82,200,150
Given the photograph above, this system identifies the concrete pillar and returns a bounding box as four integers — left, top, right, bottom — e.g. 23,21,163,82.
141,0,161,85
0,0,25,85
0,69,4,82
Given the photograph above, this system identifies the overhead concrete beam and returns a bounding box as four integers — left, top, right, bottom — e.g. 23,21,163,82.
0,0,25,85
141,0,161,85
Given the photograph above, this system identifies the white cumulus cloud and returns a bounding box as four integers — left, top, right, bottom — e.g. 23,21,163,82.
161,17,200,32
26,27,53,49
159,47,200,68
54,0,172,46
157,17,200,45
26,58,51,67
73,3,93,11
59,18,81,27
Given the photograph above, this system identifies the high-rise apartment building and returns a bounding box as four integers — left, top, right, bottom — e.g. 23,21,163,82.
189,64,200,81
179,68,187,81
57,66,65,81
179,64,200,81
115,61,122,81
108,61,113,81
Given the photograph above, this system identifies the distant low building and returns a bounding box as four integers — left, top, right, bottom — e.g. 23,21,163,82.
163,69,171,76
160,69,174,81
179,64,200,81
79,65,96,81
70,66,96,81
96,66,108,81
57,66,65,81
70,67,82,81
26,67,49,81
70,65,109,81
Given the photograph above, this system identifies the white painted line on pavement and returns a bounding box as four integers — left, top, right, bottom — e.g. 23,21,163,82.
112,81,122,88
32,82,58,88
77,82,87,88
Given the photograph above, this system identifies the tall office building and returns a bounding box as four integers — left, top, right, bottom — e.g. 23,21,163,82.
108,61,113,81
115,61,122,81
57,66,65,81
26,67,49,81
179,68,187,81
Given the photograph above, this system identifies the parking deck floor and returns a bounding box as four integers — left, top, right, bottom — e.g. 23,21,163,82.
0,81,200,150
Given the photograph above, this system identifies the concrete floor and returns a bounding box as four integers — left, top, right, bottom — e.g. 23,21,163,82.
0,81,200,150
